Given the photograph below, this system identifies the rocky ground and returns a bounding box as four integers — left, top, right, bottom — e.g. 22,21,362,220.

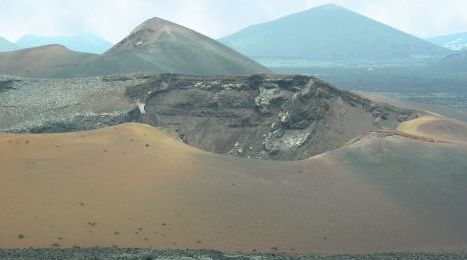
0,248,466,260
128,74,417,160
0,73,416,160
0,74,146,132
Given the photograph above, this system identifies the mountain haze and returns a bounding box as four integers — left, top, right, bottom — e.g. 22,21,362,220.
428,32,467,51
221,4,449,66
16,34,113,54
0,37,16,52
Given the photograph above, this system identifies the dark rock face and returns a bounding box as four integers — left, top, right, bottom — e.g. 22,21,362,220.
0,79,19,93
0,73,414,160
126,74,413,160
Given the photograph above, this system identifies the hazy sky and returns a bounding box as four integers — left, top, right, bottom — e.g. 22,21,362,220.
1,0,466,43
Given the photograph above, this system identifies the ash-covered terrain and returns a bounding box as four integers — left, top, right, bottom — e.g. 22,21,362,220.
0,73,415,160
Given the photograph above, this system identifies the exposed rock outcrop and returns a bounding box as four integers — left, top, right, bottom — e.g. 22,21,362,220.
126,74,414,160
0,74,415,160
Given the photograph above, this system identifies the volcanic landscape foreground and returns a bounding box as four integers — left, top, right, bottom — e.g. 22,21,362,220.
1,111,467,255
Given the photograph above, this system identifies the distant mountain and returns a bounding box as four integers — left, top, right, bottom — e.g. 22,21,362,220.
0,37,16,52
220,4,449,67
0,45,98,77
435,50,467,72
16,34,112,54
0,18,269,78
428,32,467,51
72,18,270,76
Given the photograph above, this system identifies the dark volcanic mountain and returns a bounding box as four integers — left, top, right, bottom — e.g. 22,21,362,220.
75,18,270,76
0,45,98,77
220,4,449,66
0,37,16,52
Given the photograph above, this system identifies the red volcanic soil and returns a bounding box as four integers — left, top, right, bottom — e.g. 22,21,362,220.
0,45,97,77
1,123,467,253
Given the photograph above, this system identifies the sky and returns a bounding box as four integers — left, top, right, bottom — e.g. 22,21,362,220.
1,0,467,43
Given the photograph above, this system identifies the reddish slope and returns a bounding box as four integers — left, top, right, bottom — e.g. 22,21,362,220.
0,45,98,77
1,123,467,253
77,18,270,76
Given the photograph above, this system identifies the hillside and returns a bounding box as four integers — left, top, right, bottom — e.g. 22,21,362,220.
0,119,467,253
73,18,270,76
0,45,98,77
0,37,16,52
428,32,467,51
435,50,467,72
220,4,449,66
16,34,113,54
